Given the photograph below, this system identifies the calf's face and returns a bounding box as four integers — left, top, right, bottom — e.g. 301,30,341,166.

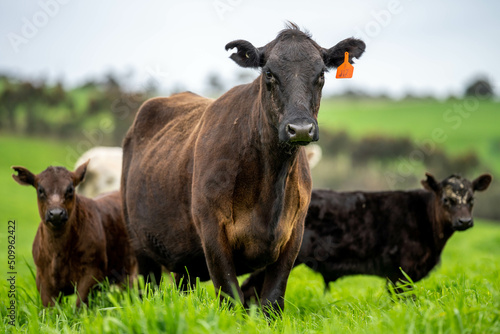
225,24,365,146
422,173,492,231
12,161,89,230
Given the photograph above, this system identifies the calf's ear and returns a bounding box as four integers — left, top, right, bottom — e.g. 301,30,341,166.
73,159,90,186
322,38,366,69
225,40,265,68
12,166,36,187
472,173,492,192
421,172,441,193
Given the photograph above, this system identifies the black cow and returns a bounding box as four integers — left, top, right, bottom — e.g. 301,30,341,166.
242,173,492,297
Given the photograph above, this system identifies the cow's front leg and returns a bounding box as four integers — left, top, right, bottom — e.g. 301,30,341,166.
75,268,104,307
199,220,244,305
259,222,303,316
241,268,266,305
38,281,58,307
36,268,57,307
192,158,242,304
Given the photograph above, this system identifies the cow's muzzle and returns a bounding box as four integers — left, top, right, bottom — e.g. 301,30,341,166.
45,208,68,228
453,217,473,231
281,118,319,145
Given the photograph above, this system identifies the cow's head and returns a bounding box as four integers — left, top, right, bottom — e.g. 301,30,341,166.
12,161,89,230
421,173,492,231
226,23,365,146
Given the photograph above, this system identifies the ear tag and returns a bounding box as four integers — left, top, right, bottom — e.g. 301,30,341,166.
336,52,354,79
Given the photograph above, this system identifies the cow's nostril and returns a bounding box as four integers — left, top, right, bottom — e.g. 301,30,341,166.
308,124,315,136
284,122,316,144
454,217,474,231
49,209,63,217
459,218,473,225
47,209,67,225
287,124,313,137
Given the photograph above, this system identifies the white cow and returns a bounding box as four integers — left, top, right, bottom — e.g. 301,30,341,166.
304,143,322,170
75,147,123,198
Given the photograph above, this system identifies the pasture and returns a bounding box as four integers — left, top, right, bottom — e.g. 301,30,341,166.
318,98,500,174
1,97,500,333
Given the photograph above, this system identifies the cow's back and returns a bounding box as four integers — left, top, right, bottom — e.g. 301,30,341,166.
126,92,212,148
299,189,432,281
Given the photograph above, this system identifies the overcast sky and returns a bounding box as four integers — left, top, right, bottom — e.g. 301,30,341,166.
1,0,499,98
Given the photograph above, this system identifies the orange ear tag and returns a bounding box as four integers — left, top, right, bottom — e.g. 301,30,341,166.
335,52,354,79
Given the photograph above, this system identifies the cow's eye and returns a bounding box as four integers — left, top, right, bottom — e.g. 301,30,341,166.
38,187,46,198
467,197,474,205
65,185,74,197
319,70,325,80
265,70,274,81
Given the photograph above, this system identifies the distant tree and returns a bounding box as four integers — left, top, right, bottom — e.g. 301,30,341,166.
143,77,159,96
206,72,225,96
20,82,43,134
340,89,370,99
50,81,66,104
81,79,100,89
170,82,187,95
0,82,19,130
104,72,122,92
403,92,418,100
235,70,257,85
110,92,146,145
465,77,494,99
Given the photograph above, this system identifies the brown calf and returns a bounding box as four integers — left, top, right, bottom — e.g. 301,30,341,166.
12,161,136,307
242,173,492,297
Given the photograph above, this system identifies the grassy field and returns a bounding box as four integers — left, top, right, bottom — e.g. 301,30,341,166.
1,97,500,333
318,98,500,174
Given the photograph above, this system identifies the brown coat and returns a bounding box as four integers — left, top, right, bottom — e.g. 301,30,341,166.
13,163,135,307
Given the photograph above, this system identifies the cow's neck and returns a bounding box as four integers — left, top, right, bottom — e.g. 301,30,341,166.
427,193,454,255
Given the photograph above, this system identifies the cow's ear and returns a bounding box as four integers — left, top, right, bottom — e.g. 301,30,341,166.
421,172,441,193
472,173,492,192
322,38,366,69
73,159,90,186
12,166,36,187
225,40,265,68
